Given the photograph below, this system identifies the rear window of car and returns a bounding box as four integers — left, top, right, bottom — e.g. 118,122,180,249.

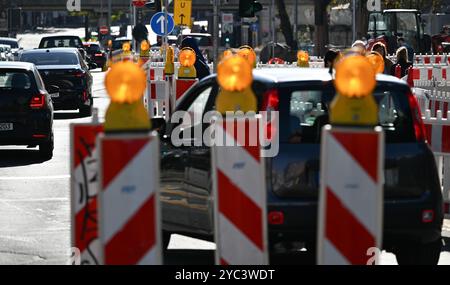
40,37,82,48
0,40,18,48
20,52,79,66
0,70,32,91
279,84,416,144
85,44,101,53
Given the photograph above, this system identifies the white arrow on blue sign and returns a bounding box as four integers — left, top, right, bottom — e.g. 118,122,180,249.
150,12,175,36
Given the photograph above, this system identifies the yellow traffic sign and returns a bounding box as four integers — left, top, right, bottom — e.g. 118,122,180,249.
174,0,192,26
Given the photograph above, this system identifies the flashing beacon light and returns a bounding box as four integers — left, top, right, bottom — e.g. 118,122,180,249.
237,46,257,68
330,55,378,126
139,40,150,66
178,47,197,79
107,40,112,48
297,51,309,67
215,55,257,113
104,61,150,131
366,51,385,74
164,45,175,76
122,42,131,53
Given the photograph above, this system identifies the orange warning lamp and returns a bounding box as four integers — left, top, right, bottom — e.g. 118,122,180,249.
334,55,376,98
297,50,309,67
366,51,385,74
164,45,175,76
330,55,378,126
122,42,131,53
141,40,150,53
237,46,257,67
215,55,257,113
104,61,150,131
107,40,112,48
217,55,252,92
105,61,146,104
178,47,197,79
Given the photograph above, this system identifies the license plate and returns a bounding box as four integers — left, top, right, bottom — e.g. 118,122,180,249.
0,123,13,131
50,92,59,98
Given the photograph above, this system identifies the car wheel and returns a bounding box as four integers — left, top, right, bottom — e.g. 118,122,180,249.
395,239,442,265
39,134,54,160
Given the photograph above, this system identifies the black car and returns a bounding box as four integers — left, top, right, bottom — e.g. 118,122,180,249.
38,35,87,60
0,62,54,159
156,68,443,265
19,48,94,116
83,42,107,71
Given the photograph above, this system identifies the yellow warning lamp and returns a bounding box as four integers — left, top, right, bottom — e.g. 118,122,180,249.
215,55,257,113
164,45,175,76
140,40,150,55
330,55,378,126
178,47,197,79
237,46,257,68
297,51,309,67
366,51,385,74
104,61,150,132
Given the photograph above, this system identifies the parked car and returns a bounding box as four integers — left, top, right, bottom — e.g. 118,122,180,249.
0,62,55,159
83,42,108,71
19,48,94,116
0,37,22,61
38,35,87,60
155,68,443,265
177,33,213,62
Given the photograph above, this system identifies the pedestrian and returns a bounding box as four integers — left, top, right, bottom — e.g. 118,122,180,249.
324,49,341,72
371,42,393,75
390,46,412,78
397,37,414,63
180,37,211,80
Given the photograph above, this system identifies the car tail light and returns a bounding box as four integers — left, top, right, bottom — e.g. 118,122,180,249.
74,70,85,78
261,89,279,142
422,210,434,223
261,89,279,112
30,93,46,109
82,90,88,101
407,91,427,142
95,53,103,57
32,134,47,138
445,202,449,215
268,211,284,225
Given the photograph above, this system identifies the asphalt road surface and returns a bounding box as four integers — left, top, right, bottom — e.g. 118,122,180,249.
0,28,448,265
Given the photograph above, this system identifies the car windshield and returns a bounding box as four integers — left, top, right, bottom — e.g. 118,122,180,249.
183,35,212,46
40,37,82,48
0,71,32,91
20,52,79,65
280,84,415,144
0,40,18,49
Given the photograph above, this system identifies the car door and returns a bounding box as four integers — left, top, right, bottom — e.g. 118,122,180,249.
160,80,216,235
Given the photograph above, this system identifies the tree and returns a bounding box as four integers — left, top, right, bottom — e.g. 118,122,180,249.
275,0,297,50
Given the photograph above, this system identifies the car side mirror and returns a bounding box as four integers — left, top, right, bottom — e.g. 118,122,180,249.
47,85,60,94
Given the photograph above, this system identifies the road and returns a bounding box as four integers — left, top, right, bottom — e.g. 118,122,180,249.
0,28,449,264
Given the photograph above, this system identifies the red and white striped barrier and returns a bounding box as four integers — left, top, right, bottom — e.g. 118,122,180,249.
173,78,198,108
70,123,104,265
212,117,269,265
423,110,450,154
317,126,384,265
98,133,161,265
144,80,170,119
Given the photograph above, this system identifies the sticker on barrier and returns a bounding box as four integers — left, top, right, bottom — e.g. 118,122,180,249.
212,116,269,265
98,133,161,265
70,123,104,265
317,126,384,265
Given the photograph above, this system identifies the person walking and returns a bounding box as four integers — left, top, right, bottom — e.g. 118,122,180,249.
390,46,412,78
372,42,393,75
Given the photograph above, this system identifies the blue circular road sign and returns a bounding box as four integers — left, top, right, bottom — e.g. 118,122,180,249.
150,12,175,36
